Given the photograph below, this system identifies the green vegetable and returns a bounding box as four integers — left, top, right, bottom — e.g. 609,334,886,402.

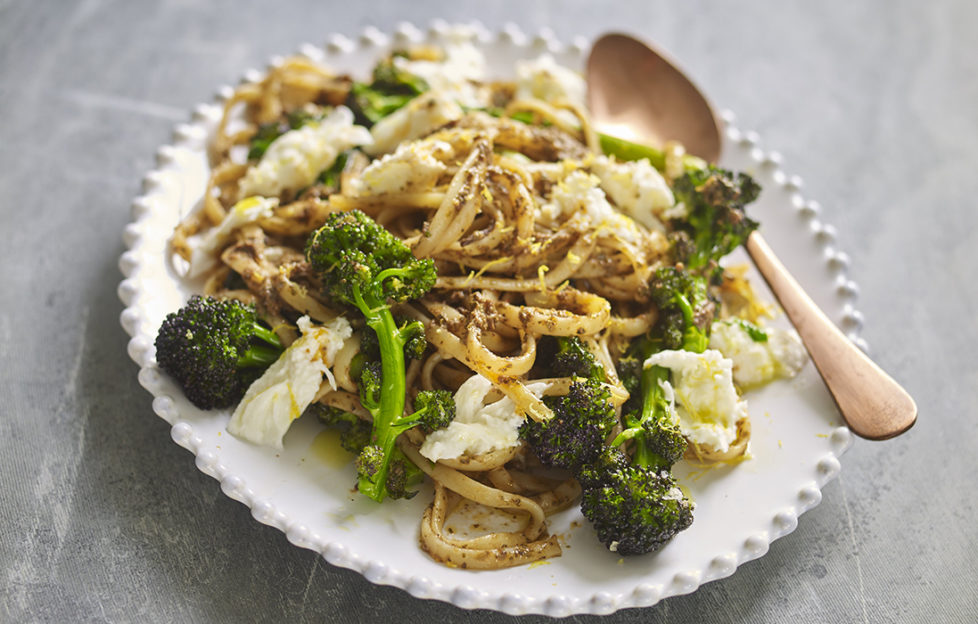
614,362,687,473
734,318,768,342
407,390,456,433
248,109,320,160
316,150,350,189
518,337,693,556
649,265,715,353
579,460,693,556
154,295,283,410
520,377,618,473
352,389,454,500
304,209,437,502
542,335,605,381
574,369,694,556
574,338,693,556
347,57,429,126
598,133,706,172
671,165,760,274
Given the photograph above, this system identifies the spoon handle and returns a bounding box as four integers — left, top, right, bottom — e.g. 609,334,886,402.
744,231,917,440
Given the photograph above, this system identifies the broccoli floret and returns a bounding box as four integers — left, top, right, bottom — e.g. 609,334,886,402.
371,55,429,95
308,403,372,454
369,446,425,500
346,56,429,126
355,444,384,484
577,339,692,555
546,336,605,381
154,295,283,410
671,165,760,274
656,166,760,352
408,389,456,433
306,209,435,306
305,210,436,502
614,362,687,472
650,265,715,353
614,334,688,472
576,446,630,489
351,355,383,414
520,378,617,473
401,320,428,360
580,463,693,555
616,352,644,405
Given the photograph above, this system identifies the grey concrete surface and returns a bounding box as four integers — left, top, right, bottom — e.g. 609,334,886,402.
1,1,976,622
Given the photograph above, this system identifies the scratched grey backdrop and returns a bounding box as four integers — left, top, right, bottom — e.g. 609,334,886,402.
1,1,976,622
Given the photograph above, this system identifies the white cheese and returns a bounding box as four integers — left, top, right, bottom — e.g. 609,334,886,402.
419,374,547,462
768,327,808,378
646,349,747,454
352,138,453,195
366,91,464,156
187,195,278,278
514,54,586,110
394,36,488,108
708,320,807,388
227,315,353,449
238,106,371,198
540,170,642,242
589,155,675,231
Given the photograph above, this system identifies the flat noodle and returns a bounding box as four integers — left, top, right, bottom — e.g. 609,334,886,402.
413,138,492,257
404,445,562,569
420,484,561,569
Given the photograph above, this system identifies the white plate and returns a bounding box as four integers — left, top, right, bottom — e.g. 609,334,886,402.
118,22,856,617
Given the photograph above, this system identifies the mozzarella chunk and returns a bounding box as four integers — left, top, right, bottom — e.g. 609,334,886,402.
228,316,353,449
709,320,807,388
353,138,453,195
768,327,808,378
394,36,488,108
419,374,547,462
514,54,586,110
366,91,464,156
187,196,278,277
540,170,642,242
590,155,675,231
238,106,371,198
646,349,748,454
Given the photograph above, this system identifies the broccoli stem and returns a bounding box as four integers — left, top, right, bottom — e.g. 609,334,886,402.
237,344,284,368
352,278,412,502
630,364,671,469
250,322,283,348
236,323,283,368
672,290,709,353
614,364,671,466
598,133,706,172
364,310,408,501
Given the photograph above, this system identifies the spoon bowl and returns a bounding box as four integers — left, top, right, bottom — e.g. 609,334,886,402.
587,33,722,162
586,33,917,440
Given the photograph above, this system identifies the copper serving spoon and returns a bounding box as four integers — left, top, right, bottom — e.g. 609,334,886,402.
587,33,916,440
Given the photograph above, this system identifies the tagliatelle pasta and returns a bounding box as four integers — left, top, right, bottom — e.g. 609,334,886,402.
163,42,806,569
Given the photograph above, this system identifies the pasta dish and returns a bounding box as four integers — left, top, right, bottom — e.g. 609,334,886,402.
156,38,806,570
